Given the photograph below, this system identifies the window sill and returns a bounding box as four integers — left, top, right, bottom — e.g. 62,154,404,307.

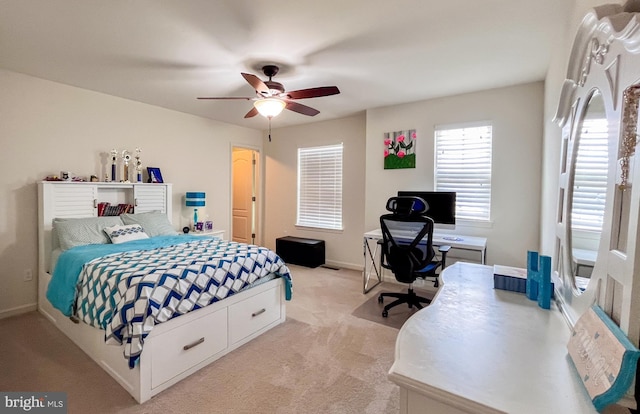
294,225,344,234
454,219,493,229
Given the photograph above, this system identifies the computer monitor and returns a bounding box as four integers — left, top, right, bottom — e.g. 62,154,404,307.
397,191,456,225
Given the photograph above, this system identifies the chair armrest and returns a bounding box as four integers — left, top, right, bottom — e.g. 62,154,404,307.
439,244,451,269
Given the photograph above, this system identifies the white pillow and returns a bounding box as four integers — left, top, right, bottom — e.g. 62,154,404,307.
120,211,177,237
54,216,125,250
104,224,149,244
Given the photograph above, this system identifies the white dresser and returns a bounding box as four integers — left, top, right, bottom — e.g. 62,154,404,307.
388,262,600,414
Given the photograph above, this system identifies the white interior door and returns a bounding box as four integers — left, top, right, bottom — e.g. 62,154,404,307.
232,148,259,244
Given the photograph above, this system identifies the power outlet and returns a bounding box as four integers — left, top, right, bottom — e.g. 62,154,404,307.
23,269,33,282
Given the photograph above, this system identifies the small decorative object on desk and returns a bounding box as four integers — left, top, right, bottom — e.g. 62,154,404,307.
205,221,213,231
195,222,204,232
493,265,527,293
568,305,640,411
494,264,555,296
526,251,552,309
109,149,118,182
134,148,143,183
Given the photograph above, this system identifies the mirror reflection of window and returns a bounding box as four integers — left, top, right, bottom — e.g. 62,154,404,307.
570,90,608,288
571,117,609,232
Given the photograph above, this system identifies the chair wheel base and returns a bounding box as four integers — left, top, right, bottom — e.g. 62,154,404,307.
382,310,388,317
378,295,384,304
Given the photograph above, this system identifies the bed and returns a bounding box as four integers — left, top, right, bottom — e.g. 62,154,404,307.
37,182,292,403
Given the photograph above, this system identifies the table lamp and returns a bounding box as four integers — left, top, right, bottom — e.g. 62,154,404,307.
185,192,206,230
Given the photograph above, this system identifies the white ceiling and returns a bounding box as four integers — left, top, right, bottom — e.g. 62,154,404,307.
0,0,572,130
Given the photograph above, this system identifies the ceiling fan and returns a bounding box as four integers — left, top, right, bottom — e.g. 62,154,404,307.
197,64,340,119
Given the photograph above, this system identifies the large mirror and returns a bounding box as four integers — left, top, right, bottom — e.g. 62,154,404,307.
568,89,609,294
553,4,640,407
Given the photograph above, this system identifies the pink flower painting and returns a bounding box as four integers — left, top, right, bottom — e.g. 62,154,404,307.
384,129,416,169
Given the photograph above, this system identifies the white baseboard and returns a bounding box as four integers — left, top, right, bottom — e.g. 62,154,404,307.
324,260,362,271
0,303,37,320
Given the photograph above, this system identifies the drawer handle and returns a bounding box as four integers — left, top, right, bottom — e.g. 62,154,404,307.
252,308,266,317
183,337,205,351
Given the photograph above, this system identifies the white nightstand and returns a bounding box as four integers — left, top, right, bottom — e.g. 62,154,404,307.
186,229,225,239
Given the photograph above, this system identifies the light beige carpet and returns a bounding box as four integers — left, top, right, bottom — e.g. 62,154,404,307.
351,283,434,330
0,265,403,414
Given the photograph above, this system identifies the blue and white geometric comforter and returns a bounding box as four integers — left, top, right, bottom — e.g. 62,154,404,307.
50,236,292,368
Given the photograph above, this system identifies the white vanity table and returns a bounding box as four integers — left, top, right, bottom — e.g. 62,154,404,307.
388,3,640,412
389,262,598,414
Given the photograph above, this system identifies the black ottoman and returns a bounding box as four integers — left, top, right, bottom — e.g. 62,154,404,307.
276,236,325,268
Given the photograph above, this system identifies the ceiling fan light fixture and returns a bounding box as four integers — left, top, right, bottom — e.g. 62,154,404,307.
254,98,286,118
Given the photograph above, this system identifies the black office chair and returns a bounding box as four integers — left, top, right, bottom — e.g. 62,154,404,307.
378,196,450,317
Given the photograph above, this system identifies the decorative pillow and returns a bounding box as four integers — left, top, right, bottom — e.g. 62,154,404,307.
103,224,149,244
120,211,177,237
54,216,125,251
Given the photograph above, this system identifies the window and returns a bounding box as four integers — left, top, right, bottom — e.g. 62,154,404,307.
297,143,343,230
571,118,608,232
435,123,492,221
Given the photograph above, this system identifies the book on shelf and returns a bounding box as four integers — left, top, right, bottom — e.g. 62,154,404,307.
97,202,134,216
97,202,109,217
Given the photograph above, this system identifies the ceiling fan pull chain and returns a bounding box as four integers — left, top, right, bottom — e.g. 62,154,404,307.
268,117,272,142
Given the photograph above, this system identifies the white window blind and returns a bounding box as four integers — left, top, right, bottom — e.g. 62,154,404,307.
571,118,608,231
297,143,343,230
435,123,492,221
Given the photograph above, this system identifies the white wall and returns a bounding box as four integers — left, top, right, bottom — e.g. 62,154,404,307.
365,82,545,267
263,82,545,270
263,114,367,270
0,69,262,317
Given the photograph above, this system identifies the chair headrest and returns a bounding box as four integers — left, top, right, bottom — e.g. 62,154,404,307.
385,196,429,216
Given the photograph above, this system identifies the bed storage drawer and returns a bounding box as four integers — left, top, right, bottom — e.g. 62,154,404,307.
229,286,281,345
150,308,228,388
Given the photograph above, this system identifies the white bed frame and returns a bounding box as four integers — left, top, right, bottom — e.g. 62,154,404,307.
37,182,287,403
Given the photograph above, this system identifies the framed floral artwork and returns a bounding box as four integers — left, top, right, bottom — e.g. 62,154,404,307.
384,129,416,169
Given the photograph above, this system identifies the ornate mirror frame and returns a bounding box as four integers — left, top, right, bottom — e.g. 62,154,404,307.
554,3,640,382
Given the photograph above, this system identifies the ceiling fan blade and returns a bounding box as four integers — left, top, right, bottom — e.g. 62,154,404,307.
285,86,340,100
285,101,320,116
244,107,259,118
197,97,253,100
241,73,270,95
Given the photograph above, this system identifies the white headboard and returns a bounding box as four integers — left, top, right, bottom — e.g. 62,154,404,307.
37,181,172,275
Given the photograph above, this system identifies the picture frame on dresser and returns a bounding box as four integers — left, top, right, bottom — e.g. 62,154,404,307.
146,167,163,183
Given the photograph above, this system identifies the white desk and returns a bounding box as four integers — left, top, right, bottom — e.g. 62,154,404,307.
362,228,487,293
389,262,598,414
